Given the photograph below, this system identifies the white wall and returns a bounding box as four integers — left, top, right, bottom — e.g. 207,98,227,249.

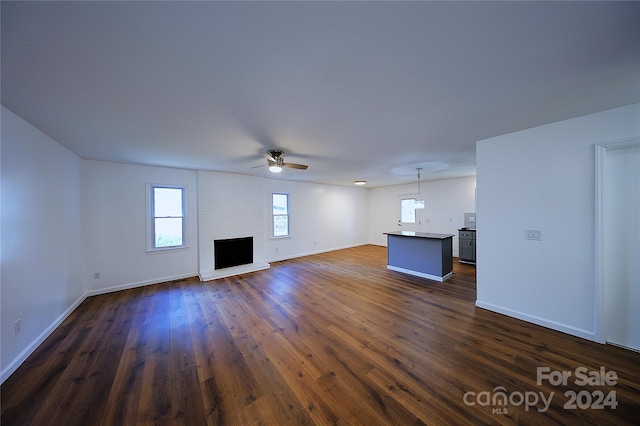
368,176,477,255
1,106,86,381
82,160,198,293
1,117,368,381
263,178,369,262
197,171,368,278
476,103,640,340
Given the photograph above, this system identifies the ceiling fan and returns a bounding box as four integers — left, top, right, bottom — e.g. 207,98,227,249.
261,149,308,173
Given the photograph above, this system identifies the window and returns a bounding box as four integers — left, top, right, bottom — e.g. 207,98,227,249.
149,185,186,250
272,193,289,237
401,198,417,223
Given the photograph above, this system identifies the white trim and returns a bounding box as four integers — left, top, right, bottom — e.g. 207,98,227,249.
1,294,86,384
387,265,453,282
397,193,421,231
267,242,368,263
271,192,290,238
1,272,197,384
147,183,188,252
594,143,607,343
475,301,596,341
370,242,387,247
85,273,197,297
594,138,640,345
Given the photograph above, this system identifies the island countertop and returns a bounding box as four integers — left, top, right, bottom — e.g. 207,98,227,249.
384,231,454,239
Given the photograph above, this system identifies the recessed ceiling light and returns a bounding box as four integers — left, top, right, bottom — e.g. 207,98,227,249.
354,180,366,185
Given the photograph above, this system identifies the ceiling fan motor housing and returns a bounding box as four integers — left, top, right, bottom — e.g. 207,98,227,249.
267,149,284,159
265,149,308,170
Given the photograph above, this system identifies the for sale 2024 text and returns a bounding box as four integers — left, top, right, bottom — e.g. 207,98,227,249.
537,366,618,410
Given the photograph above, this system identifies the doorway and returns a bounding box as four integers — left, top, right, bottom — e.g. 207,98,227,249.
596,140,640,351
397,194,423,232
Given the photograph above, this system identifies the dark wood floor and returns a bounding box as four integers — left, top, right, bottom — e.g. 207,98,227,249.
2,245,639,425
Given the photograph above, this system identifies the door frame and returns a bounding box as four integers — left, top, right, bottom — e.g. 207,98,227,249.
397,193,421,232
594,138,640,344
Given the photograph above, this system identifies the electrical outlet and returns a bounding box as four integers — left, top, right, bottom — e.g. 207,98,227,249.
14,319,21,335
275,247,279,253
94,272,101,279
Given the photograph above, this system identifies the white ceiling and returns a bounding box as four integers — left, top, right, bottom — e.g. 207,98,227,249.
2,1,639,187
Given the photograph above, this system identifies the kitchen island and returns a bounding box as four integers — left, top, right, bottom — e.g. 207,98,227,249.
384,231,454,282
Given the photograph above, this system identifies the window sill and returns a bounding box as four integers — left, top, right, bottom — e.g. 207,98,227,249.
146,245,190,254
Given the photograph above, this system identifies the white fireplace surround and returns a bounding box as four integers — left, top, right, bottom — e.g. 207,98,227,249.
197,171,269,281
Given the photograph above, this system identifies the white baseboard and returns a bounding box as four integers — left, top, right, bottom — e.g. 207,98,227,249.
387,265,452,282
475,300,597,342
1,272,198,385
1,293,86,384
85,273,198,297
369,242,387,247
1,244,384,384
267,242,368,263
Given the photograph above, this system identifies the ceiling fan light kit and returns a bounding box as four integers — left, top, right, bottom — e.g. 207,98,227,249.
264,149,308,173
269,164,283,173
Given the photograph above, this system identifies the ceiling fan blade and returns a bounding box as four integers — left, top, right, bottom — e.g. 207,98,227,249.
283,162,308,170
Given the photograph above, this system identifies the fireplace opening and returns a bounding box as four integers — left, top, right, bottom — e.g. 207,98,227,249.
214,237,253,270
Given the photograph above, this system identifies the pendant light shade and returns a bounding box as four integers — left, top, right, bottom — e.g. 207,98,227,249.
415,168,425,209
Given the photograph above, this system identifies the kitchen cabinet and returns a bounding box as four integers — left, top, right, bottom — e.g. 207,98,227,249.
458,229,476,265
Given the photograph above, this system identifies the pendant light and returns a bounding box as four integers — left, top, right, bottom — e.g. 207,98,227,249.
414,168,425,209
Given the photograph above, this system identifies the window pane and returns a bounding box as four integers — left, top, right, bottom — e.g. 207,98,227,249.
272,193,288,215
155,217,183,247
154,188,183,217
273,216,289,237
401,198,416,223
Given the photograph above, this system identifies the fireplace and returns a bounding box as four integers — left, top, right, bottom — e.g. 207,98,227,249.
214,237,253,270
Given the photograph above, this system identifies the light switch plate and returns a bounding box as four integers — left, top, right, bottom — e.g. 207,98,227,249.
526,230,542,241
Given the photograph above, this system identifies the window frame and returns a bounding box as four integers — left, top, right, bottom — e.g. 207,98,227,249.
400,197,418,224
147,183,188,252
272,192,290,238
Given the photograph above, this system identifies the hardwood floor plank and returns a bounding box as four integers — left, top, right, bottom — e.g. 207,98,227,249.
168,282,208,424
0,324,92,425
215,295,314,425
193,282,265,425
99,285,162,426
136,286,172,425
100,324,145,426
2,245,639,425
